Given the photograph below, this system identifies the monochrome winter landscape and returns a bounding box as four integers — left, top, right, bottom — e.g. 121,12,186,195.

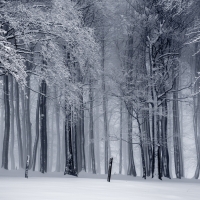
0,0,200,199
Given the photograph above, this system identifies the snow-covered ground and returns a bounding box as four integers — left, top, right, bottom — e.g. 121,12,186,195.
0,170,199,200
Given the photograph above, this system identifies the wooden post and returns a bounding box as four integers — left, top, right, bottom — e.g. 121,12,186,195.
107,158,113,182
157,145,162,180
25,155,30,178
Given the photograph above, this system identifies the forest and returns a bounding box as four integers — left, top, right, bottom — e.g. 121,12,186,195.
0,0,200,182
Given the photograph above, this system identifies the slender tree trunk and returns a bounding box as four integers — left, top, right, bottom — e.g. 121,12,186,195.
85,108,91,172
193,43,200,179
55,88,61,172
15,81,24,169
161,99,171,178
9,75,15,170
0,79,4,168
40,80,47,173
2,74,10,169
25,76,32,169
101,34,109,174
127,105,137,176
173,73,184,179
138,120,146,179
46,97,50,172
80,88,86,172
72,107,78,173
123,105,128,174
49,102,54,172
32,92,40,171
61,120,65,171
119,100,123,174
89,77,96,174
157,114,162,180
21,89,26,168
94,90,100,174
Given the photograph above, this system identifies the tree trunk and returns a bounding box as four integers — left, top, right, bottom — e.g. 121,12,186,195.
0,79,4,168
161,99,171,178
138,121,146,179
15,81,24,169
123,105,128,174
173,74,184,179
21,89,26,168
55,88,61,172
25,76,32,169
1,74,10,169
127,105,137,176
80,89,86,172
193,43,200,179
9,75,15,170
49,102,54,172
64,106,77,176
40,80,47,173
72,108,78,173
89,76,96,174
61,120,65,171
101,33,109,174
119,100,123,174
32,92,40,171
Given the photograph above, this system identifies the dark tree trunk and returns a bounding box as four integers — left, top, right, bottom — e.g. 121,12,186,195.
119,100,123,174
1,74,10,169
72,112,78,174
138,122,146,179
173,74,184,179
40,80,47,173
64,106,77,176
157,114,163,180
141,109,152,177
161,99,171,178
151,109,155,178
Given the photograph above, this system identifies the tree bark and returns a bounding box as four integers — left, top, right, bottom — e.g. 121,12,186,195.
1,74,10,169
101,32,109,174
173,73,184,179
21,89,26,168
119,100,123,174
25,75,32,169
193,43,200,179
64,106,77,176
55,87,61,172
80,89,86,172
89,76,96,174
40,80,47,173
15,81,24,169
32,92,40,171
127,105,137,176
9,75,15,170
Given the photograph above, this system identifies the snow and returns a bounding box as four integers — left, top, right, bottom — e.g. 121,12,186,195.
0,170,199,200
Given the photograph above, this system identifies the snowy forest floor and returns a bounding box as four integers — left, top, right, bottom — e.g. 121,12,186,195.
0,170,199,200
